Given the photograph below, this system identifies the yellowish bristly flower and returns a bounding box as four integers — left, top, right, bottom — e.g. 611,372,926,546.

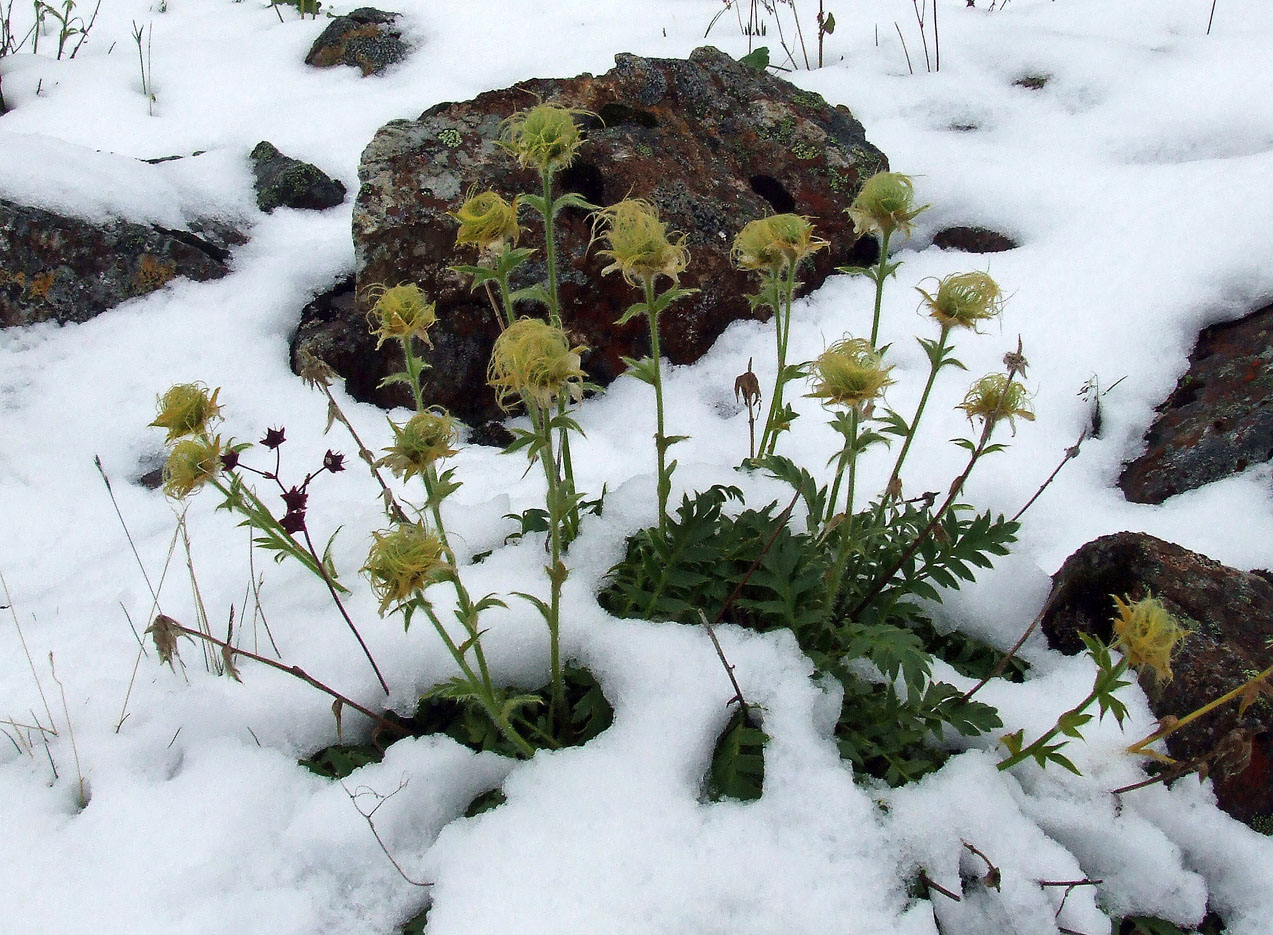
377,409,459,482
487,317,587,411
363,522,452,616
846,172,927,240
150,383,222,442
452,189,520,253
731,214,828,272
499,103,587,173
918,271,1004,331
957,373,1035,432
808,338,894,409
1111,593,1189,684
367,283,437,349
162,435,224,499
592,199,689,287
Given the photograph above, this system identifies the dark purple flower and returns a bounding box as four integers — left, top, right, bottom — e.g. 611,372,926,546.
220,450,241,470
281,486,308,512
323,450,346,473
280,510,307,534
260,427,287,449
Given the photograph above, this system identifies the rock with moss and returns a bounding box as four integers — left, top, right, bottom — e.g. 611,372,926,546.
305,47,888,422
249,141,347,213
303,8,409,76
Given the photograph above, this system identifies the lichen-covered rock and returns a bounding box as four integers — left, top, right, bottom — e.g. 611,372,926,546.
1040,531,1273,828
249,141,346,213
0,198,240,328
304,8,408,76
1120,301,1273,503
312,46,887,422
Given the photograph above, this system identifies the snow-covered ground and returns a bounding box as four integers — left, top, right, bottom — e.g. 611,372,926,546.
2,1,1271,932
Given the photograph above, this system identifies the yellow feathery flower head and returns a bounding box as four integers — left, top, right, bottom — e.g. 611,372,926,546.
957,373,1035,432
487,317,587,411
377,409,459,482
366,283,437,349
917,271,1005,331
499,103,588,173
731,214,828,272
1111,593,1189,685
162,434,223,499
846,172,927,240
807,337,894,408
452,189,520,253
592,198,690,287
150,383,222,442
363,521,452,616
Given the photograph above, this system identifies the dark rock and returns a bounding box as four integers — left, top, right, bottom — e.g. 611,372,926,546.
1120,300,1273,503
313,47,887,422
0,198,242,328
932,225,1017,254
466,420,515,448
1014,74,1049,90
304,8,408,76
249,141,347,213
1040,531,1273,827
290,275,395,404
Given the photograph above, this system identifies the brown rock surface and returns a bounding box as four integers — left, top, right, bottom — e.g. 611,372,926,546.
1040,531,1273,827
306,47,887,423
1120,301,1273,503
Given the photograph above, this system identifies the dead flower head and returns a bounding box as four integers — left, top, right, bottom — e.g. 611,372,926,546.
957,373,1034,433
363,521,452,616
592,198,690,287
366,283,437,349
732,214,828,273
1111,593,1189,685
150,383,222,442
499,102,588,174
917,271,1004,331
377,409,460,481
453,188,521,254
162,435,224,499
808,337,894,409
846,171,927,240
146,613,184,670
487,317,587,411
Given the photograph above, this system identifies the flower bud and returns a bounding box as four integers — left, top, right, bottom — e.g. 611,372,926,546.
917,271,1004,331
807,337,894,408
162,435,224,499
150,383,222,442
1111,593,1189,685
487,317,587,411
846,172,926,240
731,213,827,273
499,103,587,173
592,198,690,287
453,189,520,253
366,283,437,349
957,373,1034,432
377,408,459,481
362,521,452,616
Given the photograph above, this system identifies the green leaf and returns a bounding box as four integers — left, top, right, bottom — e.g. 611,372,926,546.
738,46,770,70
508,283,552,308
822,12,835,33
704,707,768,802
616,302,648,326
552,191,598,217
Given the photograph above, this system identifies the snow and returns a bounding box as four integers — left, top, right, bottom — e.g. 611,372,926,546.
2,0,1272,933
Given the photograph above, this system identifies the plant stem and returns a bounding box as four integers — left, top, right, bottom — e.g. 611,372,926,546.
1127,662,1273,756
168,620,408,737
758,265,799,457
868,230,894,349
886,324,949,499
541,170,562,327
317,383,409,525
997,662,1125,771
823,407,862,607
536,405,568,730
644,277,671,530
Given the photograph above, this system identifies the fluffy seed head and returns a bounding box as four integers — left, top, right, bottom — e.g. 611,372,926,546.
918,271,1005,331
366,283,437,349
150,383,222,442
487,317,587,411
162,435,224,499
957,373,1035,432
592,199,690,287
1111,593,1189,685
731,214,827,272
808,338,894,408
363,522,452,616
499,103,587,173
847,172,927,240
452,189,520,253
377,409,459,481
